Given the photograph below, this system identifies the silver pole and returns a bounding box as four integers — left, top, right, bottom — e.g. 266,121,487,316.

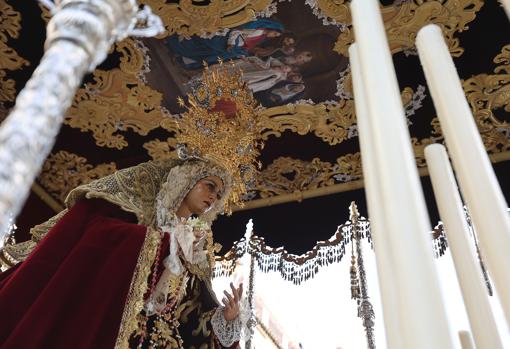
350,203,376,349
0,0,163,234
245,219,258,349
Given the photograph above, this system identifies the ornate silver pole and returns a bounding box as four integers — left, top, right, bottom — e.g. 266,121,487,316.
0,0,163,234
244,219,258,349
350,202,376,349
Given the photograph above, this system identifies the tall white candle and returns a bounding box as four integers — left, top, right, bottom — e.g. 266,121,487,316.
350,1,453,347
458,331,475,349
425,144,504,349
350,43,403,349
417,24,510,327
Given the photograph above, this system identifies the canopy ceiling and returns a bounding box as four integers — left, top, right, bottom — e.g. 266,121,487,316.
1,0,509,252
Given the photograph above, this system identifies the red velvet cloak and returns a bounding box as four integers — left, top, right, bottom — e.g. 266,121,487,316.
0,199,149,348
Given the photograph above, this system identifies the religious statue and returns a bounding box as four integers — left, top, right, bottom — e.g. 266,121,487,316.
0,62,262,349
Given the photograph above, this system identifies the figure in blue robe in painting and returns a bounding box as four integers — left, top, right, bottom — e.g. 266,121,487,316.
165,19,285,69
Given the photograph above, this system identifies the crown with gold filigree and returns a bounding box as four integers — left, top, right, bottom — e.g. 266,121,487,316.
175,60,263,209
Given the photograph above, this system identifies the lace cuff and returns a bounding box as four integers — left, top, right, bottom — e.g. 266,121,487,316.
211,296,252,347
211,307,242,347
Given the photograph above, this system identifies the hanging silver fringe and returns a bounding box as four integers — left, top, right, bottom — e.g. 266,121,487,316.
432,222,448,258
214,213,374,284
213,205,504,289
213,236,248,278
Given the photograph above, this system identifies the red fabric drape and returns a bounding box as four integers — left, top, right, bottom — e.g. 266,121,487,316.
243,32,267,52
0,199,147,349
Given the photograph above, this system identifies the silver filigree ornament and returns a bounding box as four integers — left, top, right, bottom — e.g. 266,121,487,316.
190,80,210,108
236,145,245,156
195,119,213,136
236,144,253,157
0,0,164,235
176,143,203,161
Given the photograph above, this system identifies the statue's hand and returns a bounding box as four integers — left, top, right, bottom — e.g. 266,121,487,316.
222,282,243,321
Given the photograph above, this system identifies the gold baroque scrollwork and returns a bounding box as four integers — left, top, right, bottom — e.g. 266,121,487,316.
143,0,274,38
259,87,416,145
327,0,483,57
38,150,117,203
315,0,351,24
255,154,362,198
414,43,510,160
66,39,173,149
0,0,30,117
462,44,510,153
145,87,412,151
144,137,179,160
411,136,437,168
409,44,510,168
259,101,355,145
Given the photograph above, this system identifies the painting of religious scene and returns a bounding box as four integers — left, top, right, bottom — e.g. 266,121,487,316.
143,1,348,112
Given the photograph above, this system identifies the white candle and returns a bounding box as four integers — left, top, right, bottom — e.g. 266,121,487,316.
349,43,401,348
501,0,510,20
458,331,475,349
350,1,453,347
350,43,402,349
417,24,510,327
425,144,504,349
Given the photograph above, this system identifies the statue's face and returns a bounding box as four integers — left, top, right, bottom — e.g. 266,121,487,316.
182,176,224,215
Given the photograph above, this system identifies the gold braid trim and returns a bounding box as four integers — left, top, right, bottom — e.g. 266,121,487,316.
114,226,162,349
30,209,69,243
1,209,68,268
1,240,36,269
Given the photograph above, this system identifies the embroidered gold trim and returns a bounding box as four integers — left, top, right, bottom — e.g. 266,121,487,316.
30,209,69,242
0,209,68,270
114,226,162,349
66,160,179,226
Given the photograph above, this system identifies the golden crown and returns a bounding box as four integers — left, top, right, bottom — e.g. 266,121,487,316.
176,61,263,209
